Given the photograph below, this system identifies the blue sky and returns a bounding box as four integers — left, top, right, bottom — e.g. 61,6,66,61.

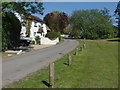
34,2,118,25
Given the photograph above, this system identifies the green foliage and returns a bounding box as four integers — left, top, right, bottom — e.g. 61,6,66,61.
31,40,35,45
70,26,81,38
44,11,69,33
1,2,44,50
63,26,72,34
2,12,21,50
115,1,120,37
115,1,120,14
26,19,32,37
1,2,44,16
70,9,116,39
57,32,62,41
46,31,60,40
35,36,40,45
39,26,43,30
51,11,62,15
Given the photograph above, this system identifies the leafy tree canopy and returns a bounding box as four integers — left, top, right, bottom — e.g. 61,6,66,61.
51,11,62,15
44,11,69,33
2,12,21,50
1,1,44,50
70,8,116,39
115,1,120,15
115,1,120,37
1,1,44,16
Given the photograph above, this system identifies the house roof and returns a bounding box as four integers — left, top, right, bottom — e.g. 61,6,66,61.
29,15,45,23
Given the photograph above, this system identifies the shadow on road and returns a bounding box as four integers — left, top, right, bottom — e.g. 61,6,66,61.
8,46,34,52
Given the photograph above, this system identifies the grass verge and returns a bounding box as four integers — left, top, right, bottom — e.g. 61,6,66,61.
5,39,118,88
1,52,17,58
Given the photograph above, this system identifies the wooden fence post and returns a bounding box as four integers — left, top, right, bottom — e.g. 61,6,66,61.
84,43,86,48
75,48,78,55
49,63,54,88
83,43,86,49
68,53,72,65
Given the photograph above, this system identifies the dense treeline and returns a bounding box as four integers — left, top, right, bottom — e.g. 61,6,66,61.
69,8,116,39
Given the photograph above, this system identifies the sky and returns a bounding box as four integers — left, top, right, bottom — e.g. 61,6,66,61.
34,2,118,25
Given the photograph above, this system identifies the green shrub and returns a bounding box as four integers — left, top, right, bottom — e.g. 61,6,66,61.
46,31,62,41
57,32,62,41
46,31,58,40
31,41,35,45
35,36,40,44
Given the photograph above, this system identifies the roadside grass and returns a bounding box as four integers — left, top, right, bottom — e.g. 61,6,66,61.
95,38,119,40
1,52,17,58
103,38,119,40
5,39,118,88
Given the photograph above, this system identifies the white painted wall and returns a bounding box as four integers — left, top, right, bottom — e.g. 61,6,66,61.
21,26,26,37
41,37,59,45
15,13,59,44
30,21,47,41
30,20,42,40
15,13,47,40
42,24,47,36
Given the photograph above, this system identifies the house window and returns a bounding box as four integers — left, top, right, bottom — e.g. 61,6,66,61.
34,21,37,27
21,33,23,35
21,21,26,26
34,32,36,36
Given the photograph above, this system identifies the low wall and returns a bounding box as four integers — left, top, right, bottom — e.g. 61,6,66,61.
41,37,59,45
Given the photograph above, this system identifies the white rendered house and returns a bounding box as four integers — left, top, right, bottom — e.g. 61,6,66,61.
15,13,47,41
15,13,59,44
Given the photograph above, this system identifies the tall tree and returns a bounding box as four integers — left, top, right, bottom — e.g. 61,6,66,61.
2,12,21,50
44,11,69,33
115,1,120,37
70,9,115,39
1,2,44,50
115,1,120,15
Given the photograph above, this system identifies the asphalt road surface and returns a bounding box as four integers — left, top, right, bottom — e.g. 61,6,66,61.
2,39,79,87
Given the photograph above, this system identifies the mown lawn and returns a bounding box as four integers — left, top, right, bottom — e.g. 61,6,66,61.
5,39,118,88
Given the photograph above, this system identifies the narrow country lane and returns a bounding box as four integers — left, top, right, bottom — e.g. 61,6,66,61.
2,39,79,87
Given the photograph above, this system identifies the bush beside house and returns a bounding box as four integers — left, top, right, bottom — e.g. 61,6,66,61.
35,36,40,45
